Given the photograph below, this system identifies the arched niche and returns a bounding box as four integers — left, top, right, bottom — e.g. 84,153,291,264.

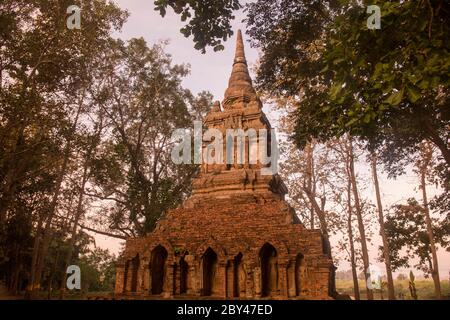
202,247,218,296
150,245,168,295
233,253,245,297
179,253,189,294
259,243,278,297
131,255,140,292
295,253,305,296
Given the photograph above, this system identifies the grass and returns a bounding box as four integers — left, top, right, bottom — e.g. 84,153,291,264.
336,279,450,300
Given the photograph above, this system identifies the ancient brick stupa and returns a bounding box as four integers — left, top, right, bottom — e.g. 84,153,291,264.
114,30,333,299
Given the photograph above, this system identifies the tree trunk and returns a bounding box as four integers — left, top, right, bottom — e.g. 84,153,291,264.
301,142,335,295
423,119,450,167
27,104,83,298
419,144,442,299
305,142,316,229
59,159,90,299
25,214,44,299
346,179,360,300
371,154,395,300
347,137,373,300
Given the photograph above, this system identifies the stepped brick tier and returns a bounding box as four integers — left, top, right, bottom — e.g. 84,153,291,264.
114,30,334,300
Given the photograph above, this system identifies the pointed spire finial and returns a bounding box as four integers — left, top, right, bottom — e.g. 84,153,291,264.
224,29,257,106
234,29,246,65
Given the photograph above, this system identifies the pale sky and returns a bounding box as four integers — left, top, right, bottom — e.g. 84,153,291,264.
90,0,449,280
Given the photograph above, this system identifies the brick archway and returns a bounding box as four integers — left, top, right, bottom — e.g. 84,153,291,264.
179,254,189,294
295,253,305,296
202,247,218,296
259,243,278,297
233,252,245,297
151,245,168,295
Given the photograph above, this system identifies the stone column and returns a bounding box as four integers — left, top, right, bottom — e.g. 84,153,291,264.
141,259,150,293
114,265,125,294
278,263,288,298
253,266,262,298
185,255,196,295
226,260,234,298
125,263,133,292
136,263,145,294
194,258,202,296
245,263,254,298
217,262,228,298
162,264,175,298
287,262,296,298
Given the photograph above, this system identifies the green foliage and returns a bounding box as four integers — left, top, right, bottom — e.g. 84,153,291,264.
381,198,450,275
77,248,116,293
0,0,212,295
336,278,450,300
154,0,242,53
161,0,450,176
89,38,212,237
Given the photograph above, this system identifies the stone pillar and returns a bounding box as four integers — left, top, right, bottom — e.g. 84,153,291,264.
174,263,180,295
185,255,196,295
193,258,202,296
162,264,175,298
287,262,296,298
253,266,262,298
245,263,254,298
226,260,234,298
217,262,228,298
136,263,145,294
142,265,150,293
125,263,133,292
278,263,288,298
115,265,125,294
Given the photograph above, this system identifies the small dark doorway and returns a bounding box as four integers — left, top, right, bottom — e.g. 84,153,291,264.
123,261,129,293
180,255,189,294
130,255,140,292
233,253,243,297
202,248,218,296
295,253,304,296
260,243,278,297
151,245,168,294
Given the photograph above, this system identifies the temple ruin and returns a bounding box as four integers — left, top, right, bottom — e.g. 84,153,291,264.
114,30,333,300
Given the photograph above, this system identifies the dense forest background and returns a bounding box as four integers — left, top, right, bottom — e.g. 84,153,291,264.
0,0,448,300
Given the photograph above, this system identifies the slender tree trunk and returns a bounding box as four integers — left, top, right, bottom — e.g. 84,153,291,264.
303,188,336,296
27,148,70,298
25,214,44,299
419,144,442,299
347,137,373,300
59,160,90,299
346,179,360,300
371,154,395,300
305,142,315,229
27,106,82,298
423,119,450,167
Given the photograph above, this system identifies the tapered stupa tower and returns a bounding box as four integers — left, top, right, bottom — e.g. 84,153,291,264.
114,30,333,300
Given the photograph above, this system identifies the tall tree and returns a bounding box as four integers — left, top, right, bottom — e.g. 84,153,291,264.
415,142,442,298
383,198,449,298
159,0,450,173
346,136,373,300
89,38,211,237
371,154,395,300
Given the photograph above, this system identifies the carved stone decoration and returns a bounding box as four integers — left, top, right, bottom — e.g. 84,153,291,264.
114,29,334,300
